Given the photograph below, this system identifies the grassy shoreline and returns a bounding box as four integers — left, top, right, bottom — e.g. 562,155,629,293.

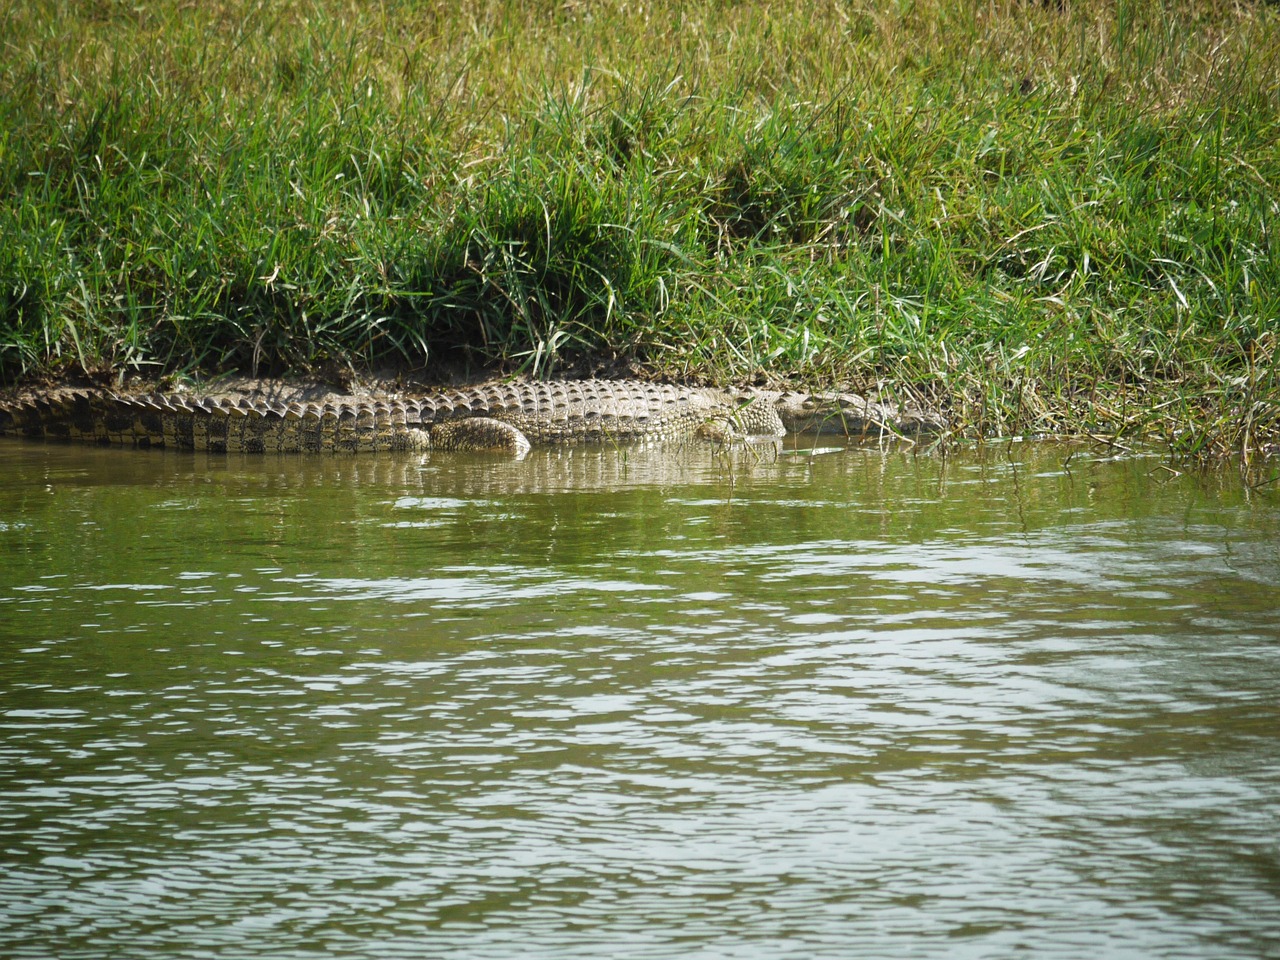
2,0,1277,459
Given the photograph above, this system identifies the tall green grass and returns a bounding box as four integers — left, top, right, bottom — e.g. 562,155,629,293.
1,0,1277,457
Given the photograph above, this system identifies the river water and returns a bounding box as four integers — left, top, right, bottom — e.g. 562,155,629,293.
1,438,1278,959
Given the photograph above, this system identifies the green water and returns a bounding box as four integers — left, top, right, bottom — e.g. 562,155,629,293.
1,439,1278,959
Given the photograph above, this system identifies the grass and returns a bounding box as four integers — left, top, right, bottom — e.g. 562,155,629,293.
1,0,1278,461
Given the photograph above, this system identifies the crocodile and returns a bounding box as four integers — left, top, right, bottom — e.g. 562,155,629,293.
0,379,938,456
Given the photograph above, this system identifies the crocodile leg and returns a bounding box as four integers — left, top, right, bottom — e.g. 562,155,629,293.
429,418,532,457
694,399,786,443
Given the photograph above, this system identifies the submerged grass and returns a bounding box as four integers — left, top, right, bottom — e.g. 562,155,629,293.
1,0,1277,459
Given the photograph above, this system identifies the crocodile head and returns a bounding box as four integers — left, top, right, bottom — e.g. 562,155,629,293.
775,391,946,437
774,391,890,436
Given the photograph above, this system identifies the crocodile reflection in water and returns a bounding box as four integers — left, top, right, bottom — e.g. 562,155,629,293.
0,379,940,456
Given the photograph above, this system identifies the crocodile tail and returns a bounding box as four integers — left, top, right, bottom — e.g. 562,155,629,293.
0,390,440,453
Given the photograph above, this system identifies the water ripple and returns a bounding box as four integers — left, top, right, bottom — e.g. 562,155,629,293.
1,443,1278,958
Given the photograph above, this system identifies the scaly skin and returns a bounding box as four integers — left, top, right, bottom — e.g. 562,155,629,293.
0,379,938,455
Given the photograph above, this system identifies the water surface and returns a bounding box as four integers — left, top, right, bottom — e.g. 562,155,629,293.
1,439,1278,959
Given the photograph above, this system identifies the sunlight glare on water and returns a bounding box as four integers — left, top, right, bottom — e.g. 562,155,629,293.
1,440,1278,959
